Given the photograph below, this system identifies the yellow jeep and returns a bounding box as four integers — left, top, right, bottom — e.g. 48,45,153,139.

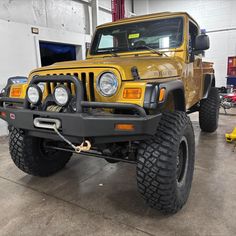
0,12,219,214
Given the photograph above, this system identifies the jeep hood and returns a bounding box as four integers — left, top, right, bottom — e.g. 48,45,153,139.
32,56,183,80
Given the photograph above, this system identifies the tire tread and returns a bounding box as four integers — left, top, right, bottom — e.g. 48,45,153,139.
9,128,71,177
137,111,195,214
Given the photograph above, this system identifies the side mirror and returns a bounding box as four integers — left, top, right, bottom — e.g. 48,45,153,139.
195,34,210,51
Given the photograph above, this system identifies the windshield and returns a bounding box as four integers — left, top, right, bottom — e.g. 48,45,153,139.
90,17,184,55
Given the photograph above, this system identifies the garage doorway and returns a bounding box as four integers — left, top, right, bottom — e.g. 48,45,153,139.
39,41,77,66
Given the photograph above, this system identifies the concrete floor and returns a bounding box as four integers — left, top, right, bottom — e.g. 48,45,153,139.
0,119,8,136
0,109,236,236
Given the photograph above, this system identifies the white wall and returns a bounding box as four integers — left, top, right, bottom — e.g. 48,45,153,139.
134,0,236,87
0,0,93,34
98,0,112,25
0,19,91,89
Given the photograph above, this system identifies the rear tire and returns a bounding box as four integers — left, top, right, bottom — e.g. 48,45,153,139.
199,87,220,132
136,111,195,214
9,127,72,177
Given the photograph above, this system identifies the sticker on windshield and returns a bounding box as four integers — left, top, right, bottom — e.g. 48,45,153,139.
128,33,140,39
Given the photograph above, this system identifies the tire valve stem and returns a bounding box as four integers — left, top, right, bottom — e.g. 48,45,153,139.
53,124,91,153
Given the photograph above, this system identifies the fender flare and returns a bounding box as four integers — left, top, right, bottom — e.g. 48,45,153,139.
144,79,186,112
203,74,215,99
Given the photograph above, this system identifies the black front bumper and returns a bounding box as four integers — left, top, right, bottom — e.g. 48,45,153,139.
0,75,162,144
0,99,161,144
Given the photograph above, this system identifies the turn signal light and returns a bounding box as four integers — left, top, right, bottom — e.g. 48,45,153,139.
159,88,166,102
10,87,22,97
115,124,135,131
0,112,6,118
123,88,142,99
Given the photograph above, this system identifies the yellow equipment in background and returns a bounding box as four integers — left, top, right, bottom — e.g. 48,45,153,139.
225,127,236,142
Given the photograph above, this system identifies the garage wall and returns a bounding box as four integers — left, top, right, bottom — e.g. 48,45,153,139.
0,18,91,86
0,0,92,34
134,0,236,87
98,0,112,25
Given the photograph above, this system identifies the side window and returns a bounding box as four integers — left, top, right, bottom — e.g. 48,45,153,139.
189,21,199,59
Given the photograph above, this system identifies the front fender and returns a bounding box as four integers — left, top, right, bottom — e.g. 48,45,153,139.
144,79,185,111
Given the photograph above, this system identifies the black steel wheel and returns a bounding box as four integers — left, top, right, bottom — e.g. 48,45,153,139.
176,137,189,184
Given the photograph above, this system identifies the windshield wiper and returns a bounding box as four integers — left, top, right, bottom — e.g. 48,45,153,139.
109,51,119,57
97,49,119,57
133,44,168,57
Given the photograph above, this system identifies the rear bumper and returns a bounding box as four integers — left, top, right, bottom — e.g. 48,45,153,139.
0,100,161,144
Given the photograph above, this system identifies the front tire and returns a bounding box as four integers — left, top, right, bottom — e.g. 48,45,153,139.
9,127,72,177
137,111,195,214
199,87,220,132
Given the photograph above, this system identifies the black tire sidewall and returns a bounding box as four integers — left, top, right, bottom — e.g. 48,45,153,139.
9,128,72,176
199,87,220,132
176,120,195,205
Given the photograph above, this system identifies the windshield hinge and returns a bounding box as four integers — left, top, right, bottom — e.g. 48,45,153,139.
131,66,141,80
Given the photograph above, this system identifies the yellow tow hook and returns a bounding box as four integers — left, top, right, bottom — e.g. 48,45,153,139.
53,124,91,153
74,141,91,153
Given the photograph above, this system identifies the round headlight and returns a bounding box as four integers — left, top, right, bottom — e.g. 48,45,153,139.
97,72,118,96
27,85,42,105
53,85,71,106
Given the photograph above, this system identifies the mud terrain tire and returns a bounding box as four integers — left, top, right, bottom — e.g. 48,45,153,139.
9,127,72,177
199,87,220,132
137,111,195,214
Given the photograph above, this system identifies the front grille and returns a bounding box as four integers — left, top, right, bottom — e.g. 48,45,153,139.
45,72,95,101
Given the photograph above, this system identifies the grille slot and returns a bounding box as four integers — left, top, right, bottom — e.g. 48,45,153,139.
73,73,78,78
81,73,88,101
46,82,51,94
89,72,95,101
